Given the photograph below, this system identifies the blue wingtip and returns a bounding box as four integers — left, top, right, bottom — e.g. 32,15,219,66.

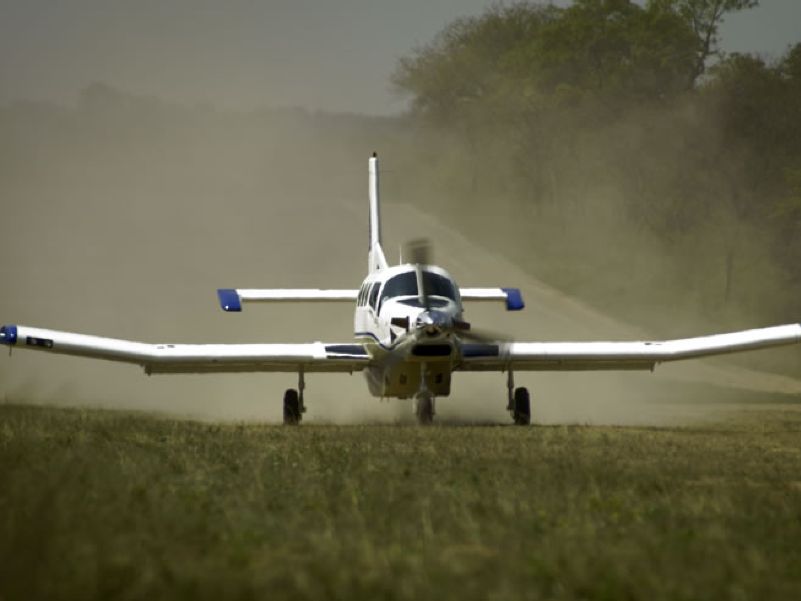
501,288,525,311
0,324,18,345
217,289,242,312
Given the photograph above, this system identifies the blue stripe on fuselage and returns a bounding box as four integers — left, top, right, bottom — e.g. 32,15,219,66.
354,331,398,351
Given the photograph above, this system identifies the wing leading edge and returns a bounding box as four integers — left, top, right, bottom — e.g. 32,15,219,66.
0,325,368,375
458,323,801,372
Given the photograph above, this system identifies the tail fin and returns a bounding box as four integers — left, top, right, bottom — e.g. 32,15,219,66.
368,153,388,273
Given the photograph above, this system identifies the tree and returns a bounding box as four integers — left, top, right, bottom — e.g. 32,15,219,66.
394,1,704,124
648,0,759,88
534,0,698,105
392,3,559,123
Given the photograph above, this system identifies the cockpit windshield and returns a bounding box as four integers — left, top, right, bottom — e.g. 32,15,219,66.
422,271,457,301
381,271,418,300
378,270,457,310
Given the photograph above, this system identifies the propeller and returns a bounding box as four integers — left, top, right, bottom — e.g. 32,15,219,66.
406,237,432,266
402,237,514,343
405,238,432,311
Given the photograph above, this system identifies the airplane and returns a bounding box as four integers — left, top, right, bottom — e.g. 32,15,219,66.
2,153,800,425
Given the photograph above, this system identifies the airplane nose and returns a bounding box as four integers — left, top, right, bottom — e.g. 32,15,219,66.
416,311,452,337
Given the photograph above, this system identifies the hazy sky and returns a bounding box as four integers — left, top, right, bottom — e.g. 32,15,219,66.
1,0,799,115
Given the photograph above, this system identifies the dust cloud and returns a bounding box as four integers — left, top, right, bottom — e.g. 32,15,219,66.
0,84,799,425
0,88,401,423
380,202,801,426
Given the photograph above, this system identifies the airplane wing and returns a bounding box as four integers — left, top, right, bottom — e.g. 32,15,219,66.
216,287,523,311
459,287,525,311
0,325,369,375
217,289,358,312
457,323,801,372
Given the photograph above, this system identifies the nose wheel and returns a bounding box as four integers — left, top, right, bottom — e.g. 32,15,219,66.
415,393,434,425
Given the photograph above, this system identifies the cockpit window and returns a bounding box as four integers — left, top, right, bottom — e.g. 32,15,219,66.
422,272,457,301
378,270,457,311
382,272,418,300
368,282,380,310
359,282,371,306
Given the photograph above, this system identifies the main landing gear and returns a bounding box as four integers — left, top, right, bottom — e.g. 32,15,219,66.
283,369,306,426
506,369,531,426
282,366,531,426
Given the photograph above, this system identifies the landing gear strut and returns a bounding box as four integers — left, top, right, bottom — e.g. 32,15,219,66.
415,394,434,425
283,368,307,426
506,369,531,426
414,361,435,425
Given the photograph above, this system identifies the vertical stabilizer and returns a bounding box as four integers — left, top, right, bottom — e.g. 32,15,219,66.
368,153,388,273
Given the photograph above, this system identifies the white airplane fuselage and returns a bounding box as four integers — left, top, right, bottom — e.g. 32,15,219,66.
354,264,463,398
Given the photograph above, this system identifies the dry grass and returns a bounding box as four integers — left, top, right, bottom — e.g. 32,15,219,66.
1,403,801,600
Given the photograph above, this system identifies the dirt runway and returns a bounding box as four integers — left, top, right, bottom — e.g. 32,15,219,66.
3,179,799,425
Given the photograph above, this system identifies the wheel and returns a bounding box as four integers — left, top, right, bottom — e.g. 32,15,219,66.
416,395,434,425
513,387,531,426
283,388,301,425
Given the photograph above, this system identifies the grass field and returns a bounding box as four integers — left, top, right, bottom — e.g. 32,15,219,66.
1,404,801,600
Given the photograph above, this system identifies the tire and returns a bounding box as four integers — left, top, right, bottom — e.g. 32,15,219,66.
416,395,434,425
283,389,301,425
513,387,531,426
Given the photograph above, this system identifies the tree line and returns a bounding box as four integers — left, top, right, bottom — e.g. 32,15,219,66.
391,0,801,334
1,0,797,346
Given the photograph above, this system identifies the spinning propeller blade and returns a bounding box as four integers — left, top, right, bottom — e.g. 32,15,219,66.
404,238,513,343
405,238,433,311
406,238,432,266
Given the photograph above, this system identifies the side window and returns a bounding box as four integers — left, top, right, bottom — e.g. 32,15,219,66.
359,283,370,306
368,283,380,311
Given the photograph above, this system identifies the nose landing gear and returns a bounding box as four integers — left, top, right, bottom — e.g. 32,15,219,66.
415,393,434,425
414,361,435,425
